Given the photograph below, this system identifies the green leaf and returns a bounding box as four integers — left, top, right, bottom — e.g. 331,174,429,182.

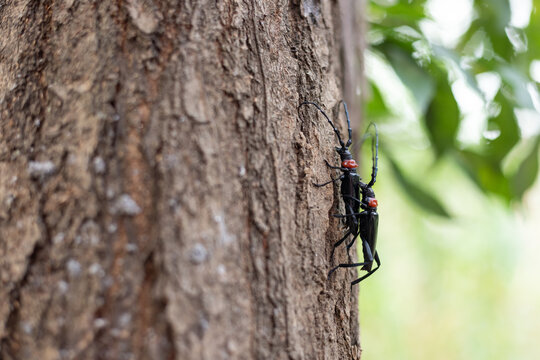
371,27,419,54
498,65,536,109
486,92,520,160
472,0,514,60
430,45,485,97
455,150,512,201
457,21,486,57
366,81,390,120
366,0,540,204
382,44,436,113
388,157,451,218
524,2,540,59
424,71,460,157
511,137,540,199
369,0,427,30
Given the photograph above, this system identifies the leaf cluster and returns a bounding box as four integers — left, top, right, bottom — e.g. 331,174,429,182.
366,0,540,215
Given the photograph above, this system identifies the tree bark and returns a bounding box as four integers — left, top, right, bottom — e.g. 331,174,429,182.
0,1,362,359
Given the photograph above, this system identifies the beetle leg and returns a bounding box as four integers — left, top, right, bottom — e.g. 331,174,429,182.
343,194,361,204
328,238,375,279
323,160,350,171
324,159,346,170
344,232,360,263
330,230,351,260
314,174,344,187
332,212,362,218
327,260,371,279
350,252,380,287
345,236,357,253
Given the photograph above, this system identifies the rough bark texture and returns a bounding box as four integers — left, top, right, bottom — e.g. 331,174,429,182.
0,1,362,359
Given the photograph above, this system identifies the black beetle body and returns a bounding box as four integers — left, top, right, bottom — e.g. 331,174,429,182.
299,101,381,287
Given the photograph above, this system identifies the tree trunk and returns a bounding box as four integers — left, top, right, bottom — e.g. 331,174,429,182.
0,1,362,359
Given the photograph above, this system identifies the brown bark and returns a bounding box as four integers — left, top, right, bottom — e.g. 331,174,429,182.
0,1,362,359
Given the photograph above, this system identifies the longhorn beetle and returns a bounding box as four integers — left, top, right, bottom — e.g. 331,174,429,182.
299,101,380,287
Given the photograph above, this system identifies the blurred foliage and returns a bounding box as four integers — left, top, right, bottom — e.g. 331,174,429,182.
365,0,540,213
361,3,540,359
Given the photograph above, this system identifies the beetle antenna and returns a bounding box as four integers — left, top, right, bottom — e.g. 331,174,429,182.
337,100,352,148
362,122,378,187
299,101,346,149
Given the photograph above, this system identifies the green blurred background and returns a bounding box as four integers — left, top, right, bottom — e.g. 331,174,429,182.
359,0,540,359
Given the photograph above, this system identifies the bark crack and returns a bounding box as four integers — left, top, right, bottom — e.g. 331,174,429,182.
250,2,295,358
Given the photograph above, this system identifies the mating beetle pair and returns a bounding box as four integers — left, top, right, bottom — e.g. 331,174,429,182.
299,101,381,287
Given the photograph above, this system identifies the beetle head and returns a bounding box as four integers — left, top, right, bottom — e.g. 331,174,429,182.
335,146,351,158
336,147,359,169
362,186,378,208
